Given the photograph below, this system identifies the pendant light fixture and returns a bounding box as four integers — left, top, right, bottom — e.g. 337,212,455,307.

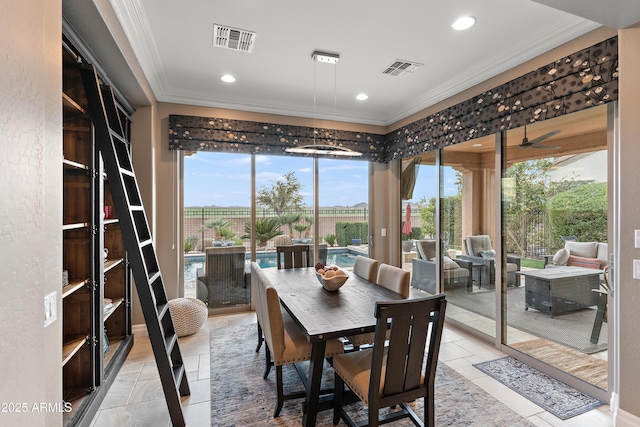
285,50,363,158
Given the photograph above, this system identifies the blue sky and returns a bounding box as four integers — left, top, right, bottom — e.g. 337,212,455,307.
184,152,457,207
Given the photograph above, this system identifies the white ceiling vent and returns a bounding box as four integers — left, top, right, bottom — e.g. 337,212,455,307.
382,60,423,77
212,24,256,53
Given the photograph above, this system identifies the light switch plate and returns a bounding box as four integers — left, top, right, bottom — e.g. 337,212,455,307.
634,260,640,280
381,228,386,237
635,230,640,248
44,292,57,327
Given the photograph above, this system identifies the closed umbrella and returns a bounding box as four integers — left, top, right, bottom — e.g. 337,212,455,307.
402,204,412,236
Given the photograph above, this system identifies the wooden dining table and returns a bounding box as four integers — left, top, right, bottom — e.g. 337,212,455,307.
262,266,420,427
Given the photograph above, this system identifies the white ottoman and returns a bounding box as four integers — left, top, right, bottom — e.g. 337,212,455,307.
168,298,208,337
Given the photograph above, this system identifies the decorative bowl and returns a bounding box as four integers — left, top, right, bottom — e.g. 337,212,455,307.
315,271,348,291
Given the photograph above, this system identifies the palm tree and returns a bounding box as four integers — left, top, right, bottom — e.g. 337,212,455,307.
277,212,301,235
201,217,234,240
241,217,283,247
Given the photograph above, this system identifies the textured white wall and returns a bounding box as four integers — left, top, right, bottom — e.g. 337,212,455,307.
0,1,63,426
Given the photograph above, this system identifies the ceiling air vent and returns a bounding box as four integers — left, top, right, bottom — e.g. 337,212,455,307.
382,60,423,77
212,24,256,53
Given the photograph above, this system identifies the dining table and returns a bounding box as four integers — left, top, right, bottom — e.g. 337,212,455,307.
262,266,421,427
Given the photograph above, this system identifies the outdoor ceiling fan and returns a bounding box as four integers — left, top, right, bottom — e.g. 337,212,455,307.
518,126,561,149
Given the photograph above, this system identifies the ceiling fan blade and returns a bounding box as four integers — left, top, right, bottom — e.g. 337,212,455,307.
527,129,561,146
531,144,560,150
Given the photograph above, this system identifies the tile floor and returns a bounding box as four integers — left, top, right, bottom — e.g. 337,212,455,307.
89,311,614,427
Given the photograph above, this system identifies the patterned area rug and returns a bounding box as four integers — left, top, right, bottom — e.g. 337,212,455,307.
473,356,605,420
210,324,534,426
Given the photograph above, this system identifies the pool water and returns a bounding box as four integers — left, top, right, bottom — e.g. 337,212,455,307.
184,249,359,289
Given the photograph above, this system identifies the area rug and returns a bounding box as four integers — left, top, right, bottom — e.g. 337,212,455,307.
473,356,604,420
446,285,607,353
211,324,534,426
510,338,608,390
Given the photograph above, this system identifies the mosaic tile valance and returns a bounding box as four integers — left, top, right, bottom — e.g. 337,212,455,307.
169,37,618,163
385,37,618,160
168,116,386,162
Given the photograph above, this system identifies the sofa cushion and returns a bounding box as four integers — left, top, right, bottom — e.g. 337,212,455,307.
553,247,571,266
596,243,609,266
567,255,601,269
565,241,598,258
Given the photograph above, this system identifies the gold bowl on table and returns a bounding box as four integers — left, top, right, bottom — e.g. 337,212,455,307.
315,268,348,291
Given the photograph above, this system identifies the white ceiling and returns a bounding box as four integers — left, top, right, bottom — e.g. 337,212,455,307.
63,1,640,127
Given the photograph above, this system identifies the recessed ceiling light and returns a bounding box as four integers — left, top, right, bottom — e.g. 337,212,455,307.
452,16,476,31
356,93,368,101
220,74,236,83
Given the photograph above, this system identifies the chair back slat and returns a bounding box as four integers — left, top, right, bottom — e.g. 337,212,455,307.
276,245,310,269
371,296,447,399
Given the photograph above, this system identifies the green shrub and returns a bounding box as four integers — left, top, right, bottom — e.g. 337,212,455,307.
547,182,607,250
335,221,368,247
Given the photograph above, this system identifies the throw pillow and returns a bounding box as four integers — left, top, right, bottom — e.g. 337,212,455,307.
442,256,459,270
567,255,601,269
479,249,496,259
553,248,570,266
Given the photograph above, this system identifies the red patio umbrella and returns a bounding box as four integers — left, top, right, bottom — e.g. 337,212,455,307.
402,204,412,235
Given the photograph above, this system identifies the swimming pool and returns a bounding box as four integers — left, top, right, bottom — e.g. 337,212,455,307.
184,248,361,289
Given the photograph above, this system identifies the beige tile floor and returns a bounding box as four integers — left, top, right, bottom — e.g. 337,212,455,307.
90,311,614,427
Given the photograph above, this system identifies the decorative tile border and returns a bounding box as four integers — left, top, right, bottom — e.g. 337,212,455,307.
169,37,618,163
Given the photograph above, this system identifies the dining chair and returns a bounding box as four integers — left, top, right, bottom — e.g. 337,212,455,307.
347,262,408,350
333,295,447,427
352,256,379,282
376,263,410,297
276,244,310,269
252,263,344,417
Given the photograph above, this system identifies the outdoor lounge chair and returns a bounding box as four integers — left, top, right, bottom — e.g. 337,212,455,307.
198,245,249,308
410,239,471,294
460,235,520,288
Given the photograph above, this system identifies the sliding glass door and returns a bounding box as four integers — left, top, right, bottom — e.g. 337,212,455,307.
502,105,609,393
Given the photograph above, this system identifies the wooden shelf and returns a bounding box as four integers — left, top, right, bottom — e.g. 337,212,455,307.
63,92,86,115
63,222,90,231
104,218,119,226
104,258,124,273
103,298,124,321
63,158,89,171
63,279,88,298
62,336,86,366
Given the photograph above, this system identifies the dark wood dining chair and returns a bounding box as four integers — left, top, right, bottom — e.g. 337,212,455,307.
276,244,310,269
333,295,447,427
252,263,344,417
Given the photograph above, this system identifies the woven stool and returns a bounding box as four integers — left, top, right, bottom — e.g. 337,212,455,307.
168,298,208,337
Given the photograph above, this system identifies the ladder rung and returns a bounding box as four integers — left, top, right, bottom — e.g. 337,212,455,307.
157,302,169,319
109,129,126,143
140,239,153,249
149,271,161,285
130,205,143,211
165,333,178,355
120,169,135,178
173,364,186,390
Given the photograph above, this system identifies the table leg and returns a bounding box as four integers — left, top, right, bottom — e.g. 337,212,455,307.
302,340,327,427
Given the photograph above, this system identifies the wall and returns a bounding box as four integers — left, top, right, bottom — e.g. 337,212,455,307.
0,1,63,426
616,23,640,424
